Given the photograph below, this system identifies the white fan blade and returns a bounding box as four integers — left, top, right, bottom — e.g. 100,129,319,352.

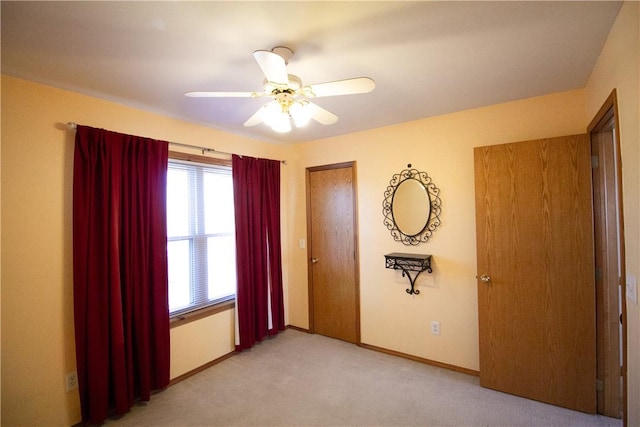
243,107,264,127
307,102,339,125
305,77,375,98
253,50,289,85
185,91,257,98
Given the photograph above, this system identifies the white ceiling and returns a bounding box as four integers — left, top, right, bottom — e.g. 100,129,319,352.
1,1,622,144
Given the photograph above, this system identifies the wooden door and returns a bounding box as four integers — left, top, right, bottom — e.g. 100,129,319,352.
474,134,596,413
307,163,359,343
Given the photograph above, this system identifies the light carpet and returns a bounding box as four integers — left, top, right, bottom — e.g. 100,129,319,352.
106,329,621,426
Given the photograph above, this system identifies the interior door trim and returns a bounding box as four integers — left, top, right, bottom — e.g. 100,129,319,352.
588,89,627,423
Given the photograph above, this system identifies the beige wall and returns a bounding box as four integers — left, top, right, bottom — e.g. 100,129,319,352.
170,310,235,379
288,89,586,370
2,3,638,423
0,76,290,425
585,1,640,424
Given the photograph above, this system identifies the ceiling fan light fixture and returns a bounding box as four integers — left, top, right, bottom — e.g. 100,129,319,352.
270,113,292,133
260,102,291,132
261,99,312,132
260,103,291,133
260,102,280,122
290,101,312,128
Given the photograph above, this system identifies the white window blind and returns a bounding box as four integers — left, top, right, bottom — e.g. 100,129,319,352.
166,160,236,315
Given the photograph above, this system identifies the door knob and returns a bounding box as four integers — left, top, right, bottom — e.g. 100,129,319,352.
479,275,491,283
311,258,318,264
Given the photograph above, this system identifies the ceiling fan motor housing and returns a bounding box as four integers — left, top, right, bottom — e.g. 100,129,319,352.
263,74,302,94
274,91,295,112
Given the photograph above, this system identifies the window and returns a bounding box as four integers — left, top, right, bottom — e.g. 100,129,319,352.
166,154,236,316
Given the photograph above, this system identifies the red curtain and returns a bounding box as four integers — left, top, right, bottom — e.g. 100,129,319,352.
73,126,170,424
232,155,285,351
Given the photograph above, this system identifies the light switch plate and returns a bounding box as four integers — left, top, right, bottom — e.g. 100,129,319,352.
626,275,637,304
430,321,441,335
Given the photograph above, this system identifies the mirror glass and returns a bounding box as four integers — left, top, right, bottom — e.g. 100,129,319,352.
382,165,441,245
392,178,430,236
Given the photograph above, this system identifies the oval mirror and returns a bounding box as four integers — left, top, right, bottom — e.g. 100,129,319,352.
392,178,430,236
382,165,441,245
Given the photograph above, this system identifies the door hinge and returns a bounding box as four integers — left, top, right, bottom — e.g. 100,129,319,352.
596,378,604,392
591,155,599,169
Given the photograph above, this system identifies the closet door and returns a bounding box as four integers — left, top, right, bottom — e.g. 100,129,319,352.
474,134,596,413
307,162,360,343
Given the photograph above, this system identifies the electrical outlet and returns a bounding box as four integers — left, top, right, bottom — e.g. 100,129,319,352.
627,275,637,304
66,371,78,391
430,321,441,335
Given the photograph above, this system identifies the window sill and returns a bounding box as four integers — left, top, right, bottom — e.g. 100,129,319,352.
170,299,235,329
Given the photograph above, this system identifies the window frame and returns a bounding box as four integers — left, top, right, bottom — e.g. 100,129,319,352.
167,151,236,327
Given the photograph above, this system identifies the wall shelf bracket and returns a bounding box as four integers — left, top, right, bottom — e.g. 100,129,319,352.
384,253,432,295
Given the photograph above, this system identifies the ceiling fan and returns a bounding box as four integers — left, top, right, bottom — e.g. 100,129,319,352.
185,46,375,133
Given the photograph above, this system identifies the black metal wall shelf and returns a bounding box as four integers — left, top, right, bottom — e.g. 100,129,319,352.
384,253,432,295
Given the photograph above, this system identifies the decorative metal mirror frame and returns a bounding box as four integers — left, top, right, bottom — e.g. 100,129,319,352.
382,164,441,245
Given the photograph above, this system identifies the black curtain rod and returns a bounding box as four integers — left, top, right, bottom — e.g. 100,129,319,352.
65,122,286,164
